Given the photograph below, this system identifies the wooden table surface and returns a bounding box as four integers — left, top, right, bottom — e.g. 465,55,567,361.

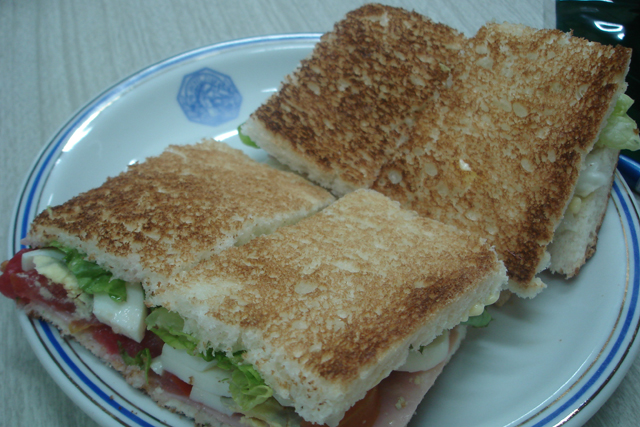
1,1,638,426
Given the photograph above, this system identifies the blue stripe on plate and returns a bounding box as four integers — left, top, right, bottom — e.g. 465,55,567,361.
41,320,155,427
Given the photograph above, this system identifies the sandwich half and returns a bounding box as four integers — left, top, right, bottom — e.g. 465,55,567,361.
240,4,639,297
373,22,634,296
141,189,508,427
0,138,334,390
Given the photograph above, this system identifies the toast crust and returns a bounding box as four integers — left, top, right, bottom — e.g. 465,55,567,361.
548,147,620,277
26,139,334,283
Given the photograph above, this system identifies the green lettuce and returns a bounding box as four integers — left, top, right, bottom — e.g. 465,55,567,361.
48,241,127,302
214,351,273,410
461,309,492,328
118,343,152,382
145,307,200,353
596,94,640,151
238,124,259,148
146,307,274,410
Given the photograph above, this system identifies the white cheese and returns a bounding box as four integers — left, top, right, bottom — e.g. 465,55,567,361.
191,367,232,397
150,357,164,376
189,387,235,416
397,330,450,372
575,152,609,198
26,250,81,296
92,282,147,343
161,344,218,373
160,344,232,398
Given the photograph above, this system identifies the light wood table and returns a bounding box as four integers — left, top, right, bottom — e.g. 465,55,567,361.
1,1,638,426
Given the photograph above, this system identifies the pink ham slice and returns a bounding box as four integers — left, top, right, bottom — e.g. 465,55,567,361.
374,327,464,427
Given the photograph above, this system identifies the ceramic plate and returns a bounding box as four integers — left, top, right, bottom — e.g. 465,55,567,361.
7,34,640,427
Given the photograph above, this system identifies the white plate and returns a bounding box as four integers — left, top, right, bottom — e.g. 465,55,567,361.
7,34,640,427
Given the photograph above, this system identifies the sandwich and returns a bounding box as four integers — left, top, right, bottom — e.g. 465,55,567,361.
1,137,508,426
139,189,508,427
0,138,334,383
240,3,640,298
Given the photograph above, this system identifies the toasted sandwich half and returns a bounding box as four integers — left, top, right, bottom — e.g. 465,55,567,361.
241,4,639,298
141,189,508,427
373,22,634,297
0,138,334,377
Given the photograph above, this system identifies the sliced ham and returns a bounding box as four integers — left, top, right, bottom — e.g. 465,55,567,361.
375,328,465,427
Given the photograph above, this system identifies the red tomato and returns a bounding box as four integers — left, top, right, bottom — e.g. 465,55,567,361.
302,386,380,427
91,325,164,359
0,249,30,299
160,371,193,397
0,249,76,313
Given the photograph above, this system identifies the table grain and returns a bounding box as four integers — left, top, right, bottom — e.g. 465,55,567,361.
1,1,638,426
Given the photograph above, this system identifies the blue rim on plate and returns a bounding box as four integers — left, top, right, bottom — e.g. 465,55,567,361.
7,34,640,427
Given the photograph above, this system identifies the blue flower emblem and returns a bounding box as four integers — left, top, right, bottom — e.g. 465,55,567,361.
177,68,242,127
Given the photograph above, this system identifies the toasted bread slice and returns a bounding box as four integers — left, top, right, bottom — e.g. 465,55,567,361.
242,3,465,195
373,23,631,296
146,189,508,426
25,139,335,283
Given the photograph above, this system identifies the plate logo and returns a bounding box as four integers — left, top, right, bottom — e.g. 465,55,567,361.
177,68,242,126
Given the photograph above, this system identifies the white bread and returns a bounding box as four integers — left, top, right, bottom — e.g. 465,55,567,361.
146,189,508,426
375,23,629,297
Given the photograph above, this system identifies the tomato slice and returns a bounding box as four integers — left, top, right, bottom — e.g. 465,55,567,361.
301,386,380,427
160,371,193,397
1,249,77,313
0,249,30,299
91,324,164,358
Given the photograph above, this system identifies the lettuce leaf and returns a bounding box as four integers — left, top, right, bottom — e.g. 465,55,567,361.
118,342,152,382
48,241,127,302
461,309,492,328
596,94,640,151
216,352,273,410
238,124,259,148
146,307,273,410
145,307,200,353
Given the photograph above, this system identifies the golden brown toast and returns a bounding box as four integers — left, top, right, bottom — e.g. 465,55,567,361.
374,23,631,296
242,3,465,195
26,139,335,283
146,189,508,426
